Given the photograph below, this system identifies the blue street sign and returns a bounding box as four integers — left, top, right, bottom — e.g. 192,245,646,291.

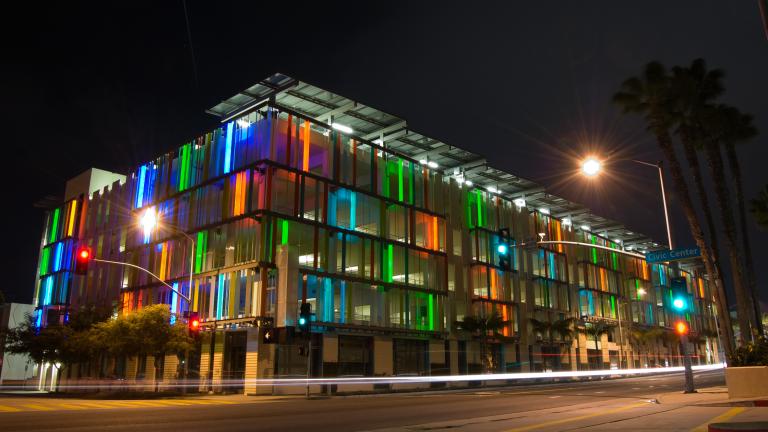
645,247,701,263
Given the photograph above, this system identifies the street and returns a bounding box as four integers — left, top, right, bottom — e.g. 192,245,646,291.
1,370,766,431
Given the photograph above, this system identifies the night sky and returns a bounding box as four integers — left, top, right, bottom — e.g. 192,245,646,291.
2,1,766,306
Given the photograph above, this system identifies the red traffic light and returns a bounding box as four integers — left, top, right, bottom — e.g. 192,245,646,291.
187,312,200,334
675,321,689,335
74,246,92,275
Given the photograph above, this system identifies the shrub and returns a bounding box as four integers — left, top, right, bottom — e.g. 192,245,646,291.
729,337,768,366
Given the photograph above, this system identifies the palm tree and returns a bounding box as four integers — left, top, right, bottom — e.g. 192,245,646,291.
719,109,763,336
529,317,576,371
751,185,768,229
631,327,663,367
669,59,729,326
455,313,509,373
613,62,734,357
583,320,612,369
700,104,758,342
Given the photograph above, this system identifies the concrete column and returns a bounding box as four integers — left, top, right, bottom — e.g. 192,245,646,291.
243,327,260,395
199,330,224,392
322,333,339,378
503,342,516,372
276,244,298,328
125,356,138,381
163,354,179,385
374,337,393,376
577,333,589,367
569,344,578,371
601,335,610,368
254,342,276,395
428,340,445,375
448,339,459,375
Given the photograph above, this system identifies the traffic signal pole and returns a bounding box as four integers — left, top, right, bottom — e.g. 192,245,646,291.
680,334,696,393
92,258,190,302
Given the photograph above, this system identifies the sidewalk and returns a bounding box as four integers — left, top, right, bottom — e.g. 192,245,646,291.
657,386,768,407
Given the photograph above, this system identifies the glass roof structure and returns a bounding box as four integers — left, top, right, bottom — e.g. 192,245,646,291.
207,73,663,252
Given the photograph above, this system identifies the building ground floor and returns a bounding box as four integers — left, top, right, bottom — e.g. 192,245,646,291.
44,325,720,395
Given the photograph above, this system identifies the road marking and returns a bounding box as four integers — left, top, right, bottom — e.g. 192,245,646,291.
150,400,197,406
69,402,111,409
0,398,243,414
52,403,90,410
504,402,649,432
0,405,23,412
594,391,605,394
690,407,746,432
548,396,561,399
19,403,56,411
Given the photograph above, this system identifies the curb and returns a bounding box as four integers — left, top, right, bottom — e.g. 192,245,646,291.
699,400,768,408
708,421,768,431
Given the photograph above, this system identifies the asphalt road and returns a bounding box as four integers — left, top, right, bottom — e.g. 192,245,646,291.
1,370,761,432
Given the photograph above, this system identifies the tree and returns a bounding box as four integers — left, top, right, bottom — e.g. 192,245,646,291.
1,306,113,386
751,185,768,229
669,60,729,331
94,304,195,391
613,62,734,357
718,108,763,337
2,314,68,367
700,104,759,342
529,317,576,371
455,313,509,373
583,320,612,369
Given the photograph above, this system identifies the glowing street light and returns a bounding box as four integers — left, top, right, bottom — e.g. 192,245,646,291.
578,155,673,250
581,158,602,177
140,207,157,239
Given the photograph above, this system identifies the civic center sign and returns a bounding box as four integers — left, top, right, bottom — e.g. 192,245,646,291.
645,247,701,264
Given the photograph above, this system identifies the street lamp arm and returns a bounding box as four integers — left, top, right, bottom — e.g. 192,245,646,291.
92,257,190,302
536,241,646,259
629,159,661,168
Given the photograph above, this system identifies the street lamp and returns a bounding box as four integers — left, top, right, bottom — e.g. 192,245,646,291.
579,157,673,250
581,157,602,177
138,207,195,316
140,206,157,240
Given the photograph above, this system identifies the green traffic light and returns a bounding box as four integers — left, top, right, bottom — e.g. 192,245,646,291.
673,298,685,310
298,316,307,326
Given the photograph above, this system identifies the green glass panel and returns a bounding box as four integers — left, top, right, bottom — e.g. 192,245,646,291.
49,208,60,244
281,219,289,245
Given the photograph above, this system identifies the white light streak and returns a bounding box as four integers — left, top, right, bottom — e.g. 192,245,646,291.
331,123,353,134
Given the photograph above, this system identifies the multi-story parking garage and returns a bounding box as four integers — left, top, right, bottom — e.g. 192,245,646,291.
34,73,721,393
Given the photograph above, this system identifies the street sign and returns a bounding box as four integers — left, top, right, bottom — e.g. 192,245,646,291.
645,247,701,263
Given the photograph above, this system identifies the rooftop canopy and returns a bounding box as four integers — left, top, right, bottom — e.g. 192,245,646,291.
207,73,663,252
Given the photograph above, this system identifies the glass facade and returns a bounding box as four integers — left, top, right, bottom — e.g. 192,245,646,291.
34,77,720,383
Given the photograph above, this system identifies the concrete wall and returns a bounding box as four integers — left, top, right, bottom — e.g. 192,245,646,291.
725,366,768,399
0,303,36,384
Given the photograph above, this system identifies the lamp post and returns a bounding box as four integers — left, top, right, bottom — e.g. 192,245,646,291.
581,157,673,249
139,206,196,391
139,207,195,316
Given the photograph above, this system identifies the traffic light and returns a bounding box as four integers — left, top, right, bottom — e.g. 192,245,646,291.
671,277,688,312
74,246,92,275
262,327,276,344
675,320,689,336
259,316,276,344
298,302,312,333
497,228,511,270
188,312,200,335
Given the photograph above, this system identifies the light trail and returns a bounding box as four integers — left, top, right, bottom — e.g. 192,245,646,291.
5,363,724,391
